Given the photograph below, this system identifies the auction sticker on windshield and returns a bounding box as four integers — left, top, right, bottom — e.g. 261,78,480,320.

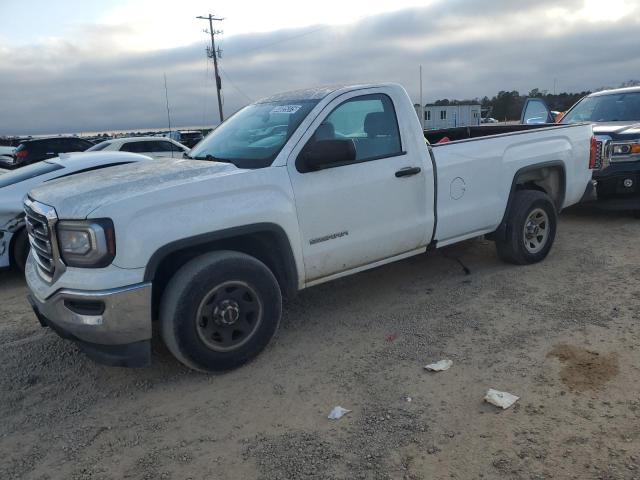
270,105,302,114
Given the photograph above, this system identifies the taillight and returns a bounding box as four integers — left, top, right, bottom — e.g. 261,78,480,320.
589,135,597,169
15,150,28,159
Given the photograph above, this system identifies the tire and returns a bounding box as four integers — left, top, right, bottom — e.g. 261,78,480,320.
11,228,29,272
495,190,557,265
160,251,282,372
633,210,640,219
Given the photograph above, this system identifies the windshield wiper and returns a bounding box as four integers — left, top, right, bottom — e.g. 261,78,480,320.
192,154,233,163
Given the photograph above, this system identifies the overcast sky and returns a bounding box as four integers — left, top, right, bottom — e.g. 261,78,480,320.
1,0,638,135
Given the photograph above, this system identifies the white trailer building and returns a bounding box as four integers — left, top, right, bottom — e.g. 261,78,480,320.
415,103,482,130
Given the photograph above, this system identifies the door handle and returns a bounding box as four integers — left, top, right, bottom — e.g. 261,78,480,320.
395,167,421,178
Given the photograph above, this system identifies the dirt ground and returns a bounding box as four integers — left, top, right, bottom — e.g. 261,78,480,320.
1,204,639,480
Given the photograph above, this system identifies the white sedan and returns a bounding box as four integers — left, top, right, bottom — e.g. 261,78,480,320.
87,136,189,159
0,152,151,271
0,146,15,163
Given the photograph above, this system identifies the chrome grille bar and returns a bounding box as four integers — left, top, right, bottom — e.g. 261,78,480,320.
24,198,60,282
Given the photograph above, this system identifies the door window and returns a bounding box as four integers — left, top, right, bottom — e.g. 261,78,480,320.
157,141,184,152
311,93,402,162
120,142,148,153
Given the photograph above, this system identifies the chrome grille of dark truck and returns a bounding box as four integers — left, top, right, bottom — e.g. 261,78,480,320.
595,141,603,169
595,136,612,170
24,198,58,282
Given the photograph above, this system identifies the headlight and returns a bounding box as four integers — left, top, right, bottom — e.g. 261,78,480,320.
611,142,640,161
56,219,116,268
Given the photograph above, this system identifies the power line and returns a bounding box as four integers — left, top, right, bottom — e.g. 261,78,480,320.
235,25,329,56
219,67,254,103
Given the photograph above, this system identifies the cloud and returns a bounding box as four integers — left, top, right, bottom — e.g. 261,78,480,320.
0,0,638,135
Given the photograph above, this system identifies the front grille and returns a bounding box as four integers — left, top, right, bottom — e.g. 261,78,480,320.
595,141,603,169
24,198,58,282
594,136,612,170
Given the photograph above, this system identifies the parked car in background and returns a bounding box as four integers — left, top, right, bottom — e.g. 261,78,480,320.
87,136,189,159
23,83,595,371
159,130,204,148
481,117,499,124
0,152,151,272
0,136,94,170
522,86,640,214
0,146,15,161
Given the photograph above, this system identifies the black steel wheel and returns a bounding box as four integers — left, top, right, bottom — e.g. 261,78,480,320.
195,281,264,352
160,251,282,372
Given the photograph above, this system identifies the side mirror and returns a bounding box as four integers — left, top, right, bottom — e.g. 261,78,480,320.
297,139,356,173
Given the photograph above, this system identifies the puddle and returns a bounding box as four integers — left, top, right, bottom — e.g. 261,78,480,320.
547,344,619,392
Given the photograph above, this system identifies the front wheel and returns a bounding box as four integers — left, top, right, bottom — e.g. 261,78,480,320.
495,190,557,265
160,251,282,372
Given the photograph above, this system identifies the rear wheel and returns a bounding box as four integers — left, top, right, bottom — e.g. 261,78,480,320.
160,251,282,372
495,190,557,265
11,228,29,272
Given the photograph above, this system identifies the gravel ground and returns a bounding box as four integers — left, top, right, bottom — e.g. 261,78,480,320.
1,204,639,479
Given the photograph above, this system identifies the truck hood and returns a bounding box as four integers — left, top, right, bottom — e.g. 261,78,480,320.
29,159,241,219
592,122,640,138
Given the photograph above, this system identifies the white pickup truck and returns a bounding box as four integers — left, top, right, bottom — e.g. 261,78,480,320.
24,83,596,371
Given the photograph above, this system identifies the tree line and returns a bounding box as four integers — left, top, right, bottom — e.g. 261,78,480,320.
429,80,640,121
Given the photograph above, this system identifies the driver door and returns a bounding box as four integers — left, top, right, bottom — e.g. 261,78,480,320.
287,91,431,283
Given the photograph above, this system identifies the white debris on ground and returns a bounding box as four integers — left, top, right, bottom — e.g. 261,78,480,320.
424,359,453,371
327,406,351,420
484,389,520,409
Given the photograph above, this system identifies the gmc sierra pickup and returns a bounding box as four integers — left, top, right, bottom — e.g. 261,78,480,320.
23,83,596,371
522,86,640,214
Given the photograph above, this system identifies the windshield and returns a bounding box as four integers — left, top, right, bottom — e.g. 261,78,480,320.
0,161,63,188
561,92,640,124
188,99,320,168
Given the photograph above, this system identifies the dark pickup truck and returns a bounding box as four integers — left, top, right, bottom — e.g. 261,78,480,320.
522,86,640,215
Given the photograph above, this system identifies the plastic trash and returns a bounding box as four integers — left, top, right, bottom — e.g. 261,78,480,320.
424,359,453,371
328,406,351,420
484,389,519,409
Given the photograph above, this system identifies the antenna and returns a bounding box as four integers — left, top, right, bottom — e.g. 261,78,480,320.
163,73,174,156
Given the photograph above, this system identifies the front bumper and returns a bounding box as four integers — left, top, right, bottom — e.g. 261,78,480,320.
26,261,153,367
592,171,640,211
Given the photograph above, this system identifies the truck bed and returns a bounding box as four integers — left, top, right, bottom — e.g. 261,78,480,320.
426,122,593,246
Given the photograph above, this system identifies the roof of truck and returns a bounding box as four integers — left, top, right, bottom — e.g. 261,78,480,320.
590,86,640,97
256,83,387,104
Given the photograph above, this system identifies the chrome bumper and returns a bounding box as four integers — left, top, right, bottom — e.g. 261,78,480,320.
28,282,152,345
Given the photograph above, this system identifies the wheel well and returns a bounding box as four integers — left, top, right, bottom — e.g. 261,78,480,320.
514,165,564,211
8,226,26,266
490,163,565,242
149,230,297,320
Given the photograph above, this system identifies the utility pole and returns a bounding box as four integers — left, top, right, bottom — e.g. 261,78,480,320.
197,14,224,123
